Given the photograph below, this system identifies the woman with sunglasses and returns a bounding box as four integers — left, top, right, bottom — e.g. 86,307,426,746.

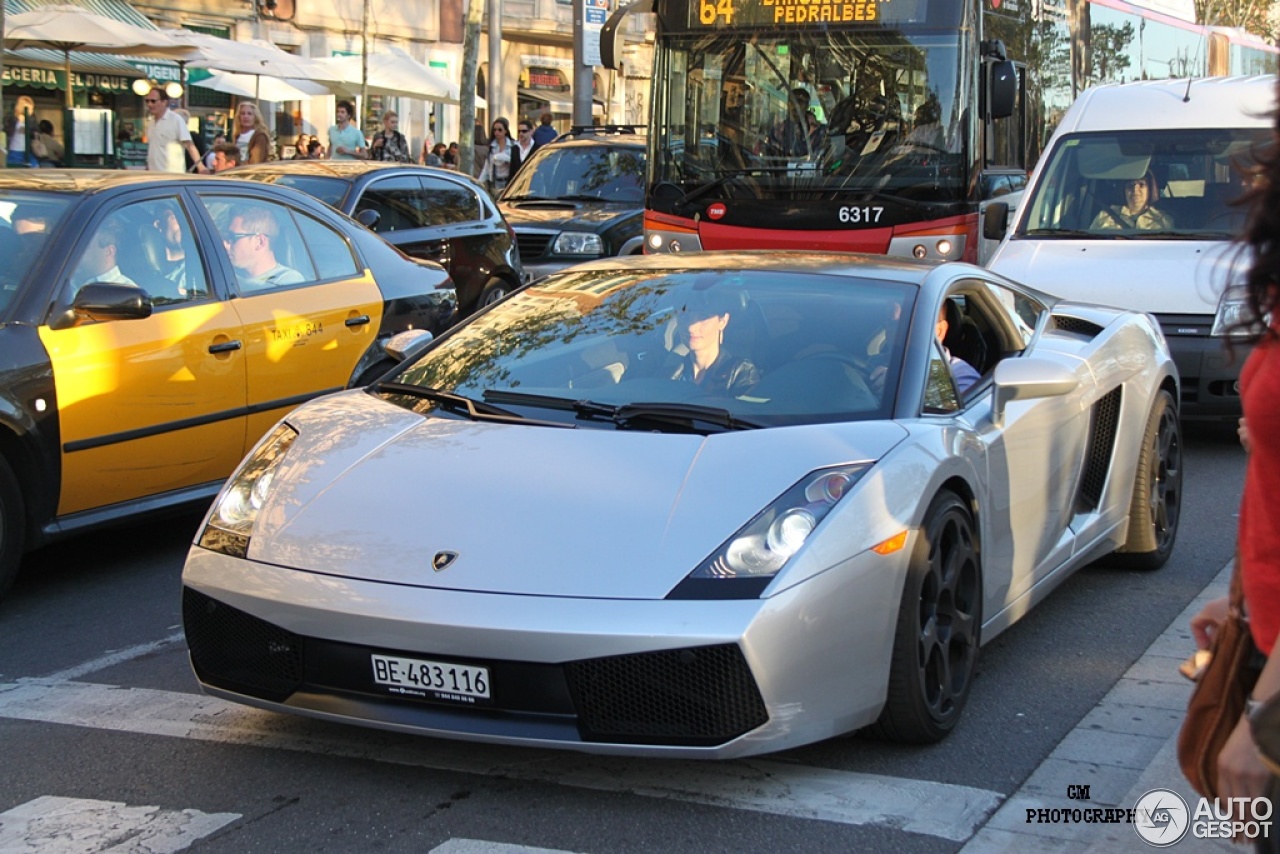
477,117,530,196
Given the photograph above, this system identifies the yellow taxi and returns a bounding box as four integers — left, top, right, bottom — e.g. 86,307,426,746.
0,171,456,598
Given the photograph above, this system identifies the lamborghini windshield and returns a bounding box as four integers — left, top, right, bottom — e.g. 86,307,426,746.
385,266,917,428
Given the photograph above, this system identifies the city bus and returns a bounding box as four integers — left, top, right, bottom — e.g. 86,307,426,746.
600,0,1277,263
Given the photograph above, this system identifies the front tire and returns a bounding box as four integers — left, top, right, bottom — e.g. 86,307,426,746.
478,278,515,309
0,455,25,601
872,491,981,744
1109,389,1181,570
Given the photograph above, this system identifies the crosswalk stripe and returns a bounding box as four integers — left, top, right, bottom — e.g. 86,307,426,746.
0,796,239,853
430,840,581,854
0,679,1002,842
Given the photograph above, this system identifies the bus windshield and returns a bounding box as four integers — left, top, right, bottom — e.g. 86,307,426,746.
651,32,968,206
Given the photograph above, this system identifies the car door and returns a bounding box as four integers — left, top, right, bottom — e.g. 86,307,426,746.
417,175,496,304
353,174,452,270
37,192,248,516
192,190,382,454
943,281,1089,605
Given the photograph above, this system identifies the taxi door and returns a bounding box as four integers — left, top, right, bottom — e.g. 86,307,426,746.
38,195,248,516
192,192,383,453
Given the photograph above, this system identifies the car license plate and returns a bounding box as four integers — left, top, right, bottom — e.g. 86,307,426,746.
370,654,490,703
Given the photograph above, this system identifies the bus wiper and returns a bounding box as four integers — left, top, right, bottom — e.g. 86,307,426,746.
855,190,930,210
674,167,794,211
613,402,764,433
373,382,570,427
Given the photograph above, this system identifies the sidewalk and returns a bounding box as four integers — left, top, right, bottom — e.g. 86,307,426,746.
962,560,1239,853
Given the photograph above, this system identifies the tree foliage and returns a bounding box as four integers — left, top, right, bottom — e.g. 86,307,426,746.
1195,0,1276,42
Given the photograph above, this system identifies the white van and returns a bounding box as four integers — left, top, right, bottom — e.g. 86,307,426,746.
986,75,1275,419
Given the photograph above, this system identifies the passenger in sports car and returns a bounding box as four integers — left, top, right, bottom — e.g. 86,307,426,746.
670,291,760,395
936,302,980,393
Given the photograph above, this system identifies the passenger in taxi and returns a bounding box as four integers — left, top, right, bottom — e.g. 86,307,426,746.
11,203,52,234
223,206,303,291
73,220,137,288
153,208,189,294
1090,171,1174,231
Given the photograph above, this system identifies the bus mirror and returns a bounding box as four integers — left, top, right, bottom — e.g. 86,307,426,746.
600,0,653,70
983,202,1010,242
988,60,1017,120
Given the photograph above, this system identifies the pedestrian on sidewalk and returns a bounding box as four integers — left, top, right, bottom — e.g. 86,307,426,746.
1189,75,1280,851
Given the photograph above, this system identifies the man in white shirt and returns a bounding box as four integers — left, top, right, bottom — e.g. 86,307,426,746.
145,87,205,173
73,220,137,288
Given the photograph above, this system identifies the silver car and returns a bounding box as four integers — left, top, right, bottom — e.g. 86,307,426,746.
182,252,1181,758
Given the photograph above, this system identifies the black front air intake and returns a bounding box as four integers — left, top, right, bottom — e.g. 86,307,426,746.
183,587,303,702
566,644,768,745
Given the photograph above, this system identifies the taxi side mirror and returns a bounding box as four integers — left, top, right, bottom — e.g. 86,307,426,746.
355,209,381,230
71,283,153,324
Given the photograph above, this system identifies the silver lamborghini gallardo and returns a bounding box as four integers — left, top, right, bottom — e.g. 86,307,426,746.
182,252,1181,758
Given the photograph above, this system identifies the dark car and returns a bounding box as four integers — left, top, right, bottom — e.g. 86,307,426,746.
0,170,456,600
498,127,646,278
230,161,524,314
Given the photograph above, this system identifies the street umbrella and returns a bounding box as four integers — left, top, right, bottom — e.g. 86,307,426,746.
192,70,330,103
314,46,461,104
3,5,193,108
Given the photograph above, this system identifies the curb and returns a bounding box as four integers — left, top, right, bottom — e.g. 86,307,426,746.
961,560,1238,853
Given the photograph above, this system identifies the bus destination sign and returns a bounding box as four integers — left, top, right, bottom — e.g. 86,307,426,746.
689,0,926,28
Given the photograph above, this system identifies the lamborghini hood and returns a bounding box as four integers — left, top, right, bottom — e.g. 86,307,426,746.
244,391,909,600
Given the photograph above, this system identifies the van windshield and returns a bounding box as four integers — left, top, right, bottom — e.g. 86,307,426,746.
1017,129,1271,240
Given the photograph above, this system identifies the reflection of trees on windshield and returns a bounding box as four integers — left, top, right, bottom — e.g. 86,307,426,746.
507,148,646,201
394,272,672,401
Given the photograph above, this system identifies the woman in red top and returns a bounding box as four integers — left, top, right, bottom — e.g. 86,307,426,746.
1190,77,1280,824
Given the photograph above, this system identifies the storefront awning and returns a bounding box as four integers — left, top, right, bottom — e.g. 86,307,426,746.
2,0,181,87
518,88,606,115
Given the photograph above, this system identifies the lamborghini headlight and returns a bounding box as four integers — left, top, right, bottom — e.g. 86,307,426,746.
552,231,604,256
197,423,298,558
689,464,870,580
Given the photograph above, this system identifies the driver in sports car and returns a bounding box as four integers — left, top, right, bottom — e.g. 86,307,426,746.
670,291,761,395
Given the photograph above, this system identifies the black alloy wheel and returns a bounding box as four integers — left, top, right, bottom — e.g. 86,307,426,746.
872,490,981,744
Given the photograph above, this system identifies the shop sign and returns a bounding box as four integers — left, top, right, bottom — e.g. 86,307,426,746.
2,64,144,93
128,61,182,82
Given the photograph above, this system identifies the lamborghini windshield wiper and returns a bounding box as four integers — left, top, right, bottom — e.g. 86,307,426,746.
373,382,570,427
613,402,764,432
483,391,763,433
483,390,618,420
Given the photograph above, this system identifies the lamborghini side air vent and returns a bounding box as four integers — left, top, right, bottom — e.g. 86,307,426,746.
1053,315,1105,338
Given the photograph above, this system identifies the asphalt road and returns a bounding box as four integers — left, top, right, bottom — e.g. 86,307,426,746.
0,422,1248,853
